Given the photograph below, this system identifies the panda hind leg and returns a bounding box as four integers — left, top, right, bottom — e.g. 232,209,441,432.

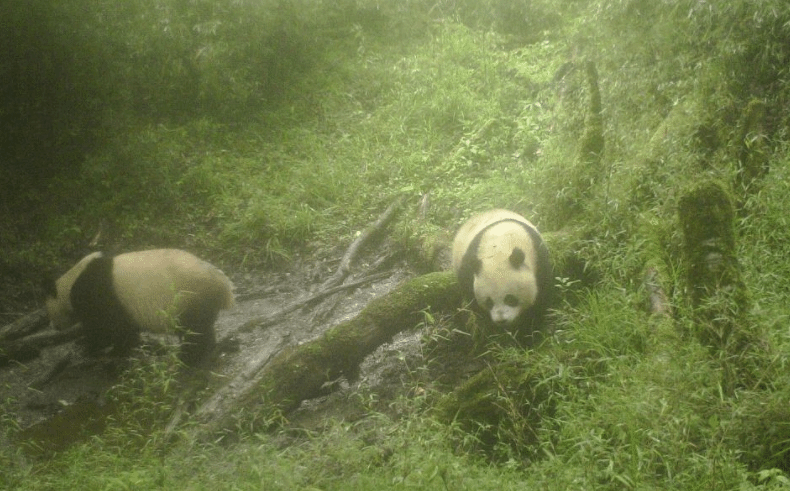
177,305,219,366
78,320,142,358
109,326,144,357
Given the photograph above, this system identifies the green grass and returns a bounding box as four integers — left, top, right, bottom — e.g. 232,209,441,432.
7,7,569,269
6,0,790,489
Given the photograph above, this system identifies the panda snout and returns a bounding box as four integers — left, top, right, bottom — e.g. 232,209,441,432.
491,309,514,326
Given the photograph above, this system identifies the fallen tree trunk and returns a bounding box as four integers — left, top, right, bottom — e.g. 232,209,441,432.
195,271,461,438
0,309,49,343
0,325,81,367
0,309,54,366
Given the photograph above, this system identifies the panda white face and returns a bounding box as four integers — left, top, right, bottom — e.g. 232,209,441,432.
473,249,538,326
472,222,539,327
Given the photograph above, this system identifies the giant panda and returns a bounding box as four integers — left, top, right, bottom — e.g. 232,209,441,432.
44,249,234,366
452,209,552,340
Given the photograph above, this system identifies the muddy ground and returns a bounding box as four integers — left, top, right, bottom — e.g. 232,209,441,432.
0,243,477,455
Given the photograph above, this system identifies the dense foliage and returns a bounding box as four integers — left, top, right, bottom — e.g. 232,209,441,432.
4,0,790,488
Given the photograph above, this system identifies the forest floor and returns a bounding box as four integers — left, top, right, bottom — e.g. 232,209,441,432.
1,240,475,456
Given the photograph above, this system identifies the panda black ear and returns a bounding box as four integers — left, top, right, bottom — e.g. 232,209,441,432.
509,248,526,268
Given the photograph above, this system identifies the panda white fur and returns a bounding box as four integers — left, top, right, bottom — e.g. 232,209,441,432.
452,209,552,335
44,249,234,365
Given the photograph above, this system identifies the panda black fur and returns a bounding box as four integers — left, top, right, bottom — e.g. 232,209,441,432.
44,249,234,365
452,209,552,337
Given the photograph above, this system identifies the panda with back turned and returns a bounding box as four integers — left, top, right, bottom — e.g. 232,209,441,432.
452,209,553,341
44,249,235,366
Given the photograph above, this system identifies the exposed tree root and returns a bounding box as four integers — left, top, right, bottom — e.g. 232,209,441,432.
320,196,404,289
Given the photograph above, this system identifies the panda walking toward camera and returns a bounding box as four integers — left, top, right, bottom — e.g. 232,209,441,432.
452,209,552,339
44,249,235,366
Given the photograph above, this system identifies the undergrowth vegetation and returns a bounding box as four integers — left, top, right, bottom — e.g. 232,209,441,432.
5,0,790,489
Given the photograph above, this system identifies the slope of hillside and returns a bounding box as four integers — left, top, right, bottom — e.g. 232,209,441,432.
4,1,790,489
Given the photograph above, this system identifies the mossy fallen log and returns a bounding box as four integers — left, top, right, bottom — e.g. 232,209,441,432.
202,271,462,436
191,221,598,440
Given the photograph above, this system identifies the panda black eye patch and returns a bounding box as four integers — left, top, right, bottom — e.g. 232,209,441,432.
504,294,519,307
509,247,526,268
484,298,494,310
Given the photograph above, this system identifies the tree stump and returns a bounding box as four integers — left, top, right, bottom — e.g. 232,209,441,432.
678,181,757,391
